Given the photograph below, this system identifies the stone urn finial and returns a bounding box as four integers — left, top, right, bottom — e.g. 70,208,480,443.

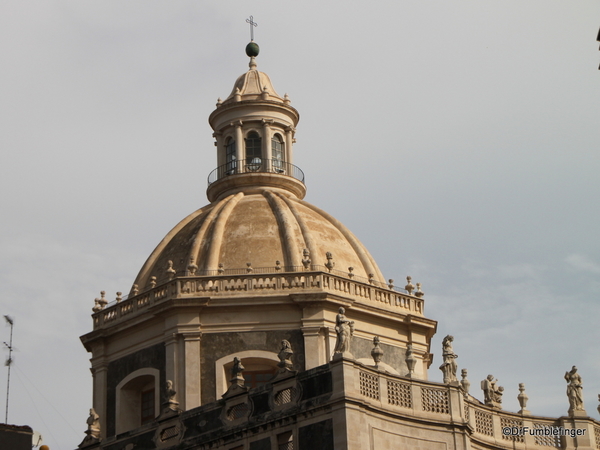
518,383,530,415
371,336,384,368
325,252,335,272
460,369,470,395
405,344,417,377
414,282,424,298
405,276,414,295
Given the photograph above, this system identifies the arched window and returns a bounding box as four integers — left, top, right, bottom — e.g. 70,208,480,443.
115,368,160,434
215,351,279,397
245,131,262,171
225,137,236,175
271,134,285,173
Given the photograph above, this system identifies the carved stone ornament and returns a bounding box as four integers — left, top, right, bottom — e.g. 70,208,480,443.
166,260,176,280
439,335,458,384
223,357,248,397
78,408,101,448
159,380,180,418
92,290,108,313
405,276,414,295
518,382,530,415
414,282,424,298
481,374,503,408
371,336,384,367
187,257,198,275
275,340,296,379
565,365,585,416
325,252,335,272
302,249,311,269
460,368,470,395
333,307,354,358
405,344,417,377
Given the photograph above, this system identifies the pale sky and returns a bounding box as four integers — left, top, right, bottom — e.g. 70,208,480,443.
1,2,599,449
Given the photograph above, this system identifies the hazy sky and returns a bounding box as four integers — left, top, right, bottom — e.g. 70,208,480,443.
1,2,599,449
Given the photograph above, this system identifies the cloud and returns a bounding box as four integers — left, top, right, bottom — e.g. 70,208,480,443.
565,254,600,275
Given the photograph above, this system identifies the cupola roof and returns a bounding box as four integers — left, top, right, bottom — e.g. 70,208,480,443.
222,58,284,105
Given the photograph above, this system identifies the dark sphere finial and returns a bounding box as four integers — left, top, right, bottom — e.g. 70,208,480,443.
246,42,260,57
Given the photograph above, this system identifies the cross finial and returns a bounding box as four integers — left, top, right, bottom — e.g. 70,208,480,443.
246,15,258,41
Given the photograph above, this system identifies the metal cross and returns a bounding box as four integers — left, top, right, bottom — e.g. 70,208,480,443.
246,16,257,41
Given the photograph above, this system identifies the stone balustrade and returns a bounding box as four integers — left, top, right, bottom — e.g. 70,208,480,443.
92,271,423,330
349,360,600,450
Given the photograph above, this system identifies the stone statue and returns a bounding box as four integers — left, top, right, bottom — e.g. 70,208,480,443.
79,408,101,447
86,408,100,438
162,380,180,413
565,366,585,415
222,357,248,398
439,335,458,384
302,249,311,269
333,307,354,355
277,339,294,373
231,357,245,387
481,375,503,408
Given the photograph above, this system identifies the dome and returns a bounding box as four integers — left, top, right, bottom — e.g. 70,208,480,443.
132,189,386,291
131,47,387,294
221,57,285,105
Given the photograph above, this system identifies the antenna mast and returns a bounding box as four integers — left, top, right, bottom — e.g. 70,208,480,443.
3,315,14,423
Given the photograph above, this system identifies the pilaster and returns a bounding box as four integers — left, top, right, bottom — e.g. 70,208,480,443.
182,331,202,410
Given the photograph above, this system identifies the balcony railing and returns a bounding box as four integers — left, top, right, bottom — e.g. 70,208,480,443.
207,158,305,186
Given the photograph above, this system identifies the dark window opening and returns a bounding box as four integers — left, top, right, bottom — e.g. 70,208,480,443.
244,369,276,389
225,138,237,174
141,388,155,424
245,132,262,171
272,135,285,172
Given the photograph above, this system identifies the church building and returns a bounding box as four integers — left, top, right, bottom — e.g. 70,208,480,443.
78,41,600,450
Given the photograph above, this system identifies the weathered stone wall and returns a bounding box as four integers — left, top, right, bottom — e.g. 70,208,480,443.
352,336,408,374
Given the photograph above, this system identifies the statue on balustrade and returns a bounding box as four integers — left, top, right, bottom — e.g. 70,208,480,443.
439,335,458,384
565,366,585,415
334,307,355,356
481,374,503,408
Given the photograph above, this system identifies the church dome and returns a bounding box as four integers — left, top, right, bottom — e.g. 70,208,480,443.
132,189,386,290
131,44,386,292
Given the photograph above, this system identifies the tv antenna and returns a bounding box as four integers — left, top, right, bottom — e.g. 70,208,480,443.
4,315,14,423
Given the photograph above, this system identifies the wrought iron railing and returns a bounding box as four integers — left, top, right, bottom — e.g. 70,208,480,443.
207,159,305,186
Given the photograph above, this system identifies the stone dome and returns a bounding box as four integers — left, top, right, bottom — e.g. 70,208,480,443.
132,189,385,291
131,48,387,293
221,57,285,105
